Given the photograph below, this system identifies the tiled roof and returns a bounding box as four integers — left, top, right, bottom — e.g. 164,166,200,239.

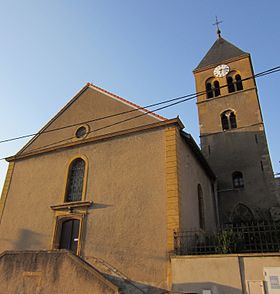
194,37,248,71
88,83,167,121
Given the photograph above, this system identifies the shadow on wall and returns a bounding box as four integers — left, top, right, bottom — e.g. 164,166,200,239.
13,229,43,250
172,282,242,294
103,273,168,294
89,203,113,210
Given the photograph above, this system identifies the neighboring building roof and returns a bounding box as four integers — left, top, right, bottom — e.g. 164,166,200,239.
180,131,216,181
194,37,248,71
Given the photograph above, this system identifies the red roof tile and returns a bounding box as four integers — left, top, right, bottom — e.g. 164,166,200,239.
87,83,167,121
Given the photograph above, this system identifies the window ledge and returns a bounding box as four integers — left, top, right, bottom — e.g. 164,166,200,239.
50,201,93,211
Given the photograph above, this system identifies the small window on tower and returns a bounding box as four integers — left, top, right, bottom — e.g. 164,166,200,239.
232,171,244,188
221,110,237,131
206,82,213,99
205,79,220,99
213,80,221,97
221,113,229,130
235,74,243,91
227,71,244,93
229,112,237,129
227,76,235,93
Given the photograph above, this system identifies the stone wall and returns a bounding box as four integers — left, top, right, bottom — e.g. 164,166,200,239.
0,250,119,294
171,253,280,294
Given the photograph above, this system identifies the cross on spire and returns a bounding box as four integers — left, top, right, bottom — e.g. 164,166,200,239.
213,16,222,38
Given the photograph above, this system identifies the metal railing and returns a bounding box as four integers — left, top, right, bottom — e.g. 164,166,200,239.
174,221,280,255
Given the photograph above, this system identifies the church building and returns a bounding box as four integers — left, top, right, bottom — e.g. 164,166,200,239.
193,33,279,224
0,30,279,294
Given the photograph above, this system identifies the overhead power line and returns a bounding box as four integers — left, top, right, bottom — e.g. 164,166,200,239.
0,65,280,161
0,65,279,146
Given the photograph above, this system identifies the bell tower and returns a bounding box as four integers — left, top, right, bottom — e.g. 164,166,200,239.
193,33,279,223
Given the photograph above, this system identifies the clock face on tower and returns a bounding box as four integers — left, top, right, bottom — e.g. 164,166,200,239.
213,64,230,78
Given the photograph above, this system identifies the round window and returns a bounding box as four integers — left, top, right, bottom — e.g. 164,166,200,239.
75,126,87,138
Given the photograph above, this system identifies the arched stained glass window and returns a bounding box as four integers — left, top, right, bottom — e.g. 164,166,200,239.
198,184,205,230
65,158,85,202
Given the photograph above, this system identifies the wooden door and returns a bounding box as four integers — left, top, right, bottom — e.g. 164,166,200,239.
59,219,80,254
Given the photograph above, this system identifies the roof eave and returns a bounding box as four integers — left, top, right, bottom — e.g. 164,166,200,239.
180,131,216,181
193,53,250,74
6,118,184,162
15,83,168,157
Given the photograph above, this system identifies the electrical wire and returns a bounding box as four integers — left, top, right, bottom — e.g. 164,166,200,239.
1,65,280,161
0,65,279,146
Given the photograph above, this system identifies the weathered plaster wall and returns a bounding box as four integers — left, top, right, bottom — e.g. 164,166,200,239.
0,251,119,294
0,128,168,289
171,253,280,294
177,135,217,232
20,86,162,155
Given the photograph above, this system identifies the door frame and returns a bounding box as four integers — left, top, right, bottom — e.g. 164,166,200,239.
52,213,85,256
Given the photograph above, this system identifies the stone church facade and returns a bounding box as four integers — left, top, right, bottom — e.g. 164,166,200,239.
0,34,279,293
0,83,217,292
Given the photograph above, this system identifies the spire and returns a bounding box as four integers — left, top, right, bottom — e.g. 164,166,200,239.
194,37,249,71
213,16,222,38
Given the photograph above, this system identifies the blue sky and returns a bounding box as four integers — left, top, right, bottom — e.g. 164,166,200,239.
0,1,280,190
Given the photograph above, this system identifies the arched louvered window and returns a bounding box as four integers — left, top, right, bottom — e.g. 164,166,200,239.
206,82,213,99
232,171,244,188
65,158,85,202
197,184,205,230
221,110,237,130
206,79,221,99
227,72,244,93
235,74,243,91
229,112,237,129
227,76,235,93
213,80,221,97
221,113,229,130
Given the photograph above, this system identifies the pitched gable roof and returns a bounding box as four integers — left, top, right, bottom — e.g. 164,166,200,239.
14,83,167,157
194,37,248,71
88,83,167,121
